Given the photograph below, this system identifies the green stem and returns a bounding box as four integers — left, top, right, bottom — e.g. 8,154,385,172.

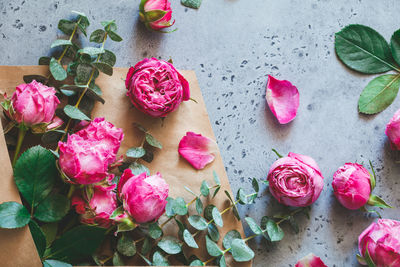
12,126,27,166
67,185,75,198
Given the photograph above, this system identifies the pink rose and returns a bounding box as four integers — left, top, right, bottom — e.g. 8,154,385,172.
118,169,169,223
139,0,175,31
58,134,113,185
75,117,124,164
295,253,327,267
267,152,324,207
72,184,118,228
358,219,400,267
9,80,60,127
178,132,216,170
125,58,190,117
332,163,372,210
386,109,400,150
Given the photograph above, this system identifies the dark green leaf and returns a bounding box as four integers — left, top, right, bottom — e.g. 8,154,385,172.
78,47,105,56
172,197,188,216
266,219,284,242
174,218,186,239
133,122,148,133
212,206,223,227
212,186,221,198
207,223,220,242
128,161,150,176
34,194,70,222
0,202,30,229
41,130,65,145
391,29,400,66
205,236,223,257
43,259,72,267
335,24,396,73
224,190,240,220
183,229,198,248
72,11,90,29
41,223,58,247
51,39,73,49
108,31,123,42
23,75,48,84
145,133,162,149
223,230,241,250
195,198,203,215
245,217,262,235
141,236,151,254
14,146,56,208
149,222,163,239
126,147,146,158
230,239,255,262
63,105,91,121
49,57,67,81
58,19,75,35
92,62,113,76
200,180,210,197
99,50,116,66
144,10,167,22
152,251,169,266
157,236,182,255
181,0,202,9
358,74,400,114
204,204,215,221
112,252,124,266
288,216,299,234
89,29,106,43
29,220,46,258
367,194,393,208
39,56,51,65
188,215,208,230
85,88,105,104
252,178,259,193
117,234,136,256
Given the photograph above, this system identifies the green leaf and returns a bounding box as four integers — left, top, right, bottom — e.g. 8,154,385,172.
49,58,67,81
58,19,75,35
39,56,51,65
41,223,58,247
200,180,210,197
41,130,65,145
51,39,73,48
14,146,56,208
89,29,106,43
157,236,182,255
126,147,146,158
181,0,202,9
129,162,150,175
213,186,221,198
144,10,167,22
205,236,223,257
165,197,175,217
101,20,117,31
92,62,113,76
188,215,208,230
141,236,151,254
358,74,400,114
149,222,163,239
390,29,400,66
108,31,123,42
211,206,223,227
204,204,215,221
369,160,376,190
367,194,393,208
78,47,105,56
145,133,162,149
172,197,188,216
112,252,124,266
0,202,30,229
222,230,241,250
207,223,220,242
236,188,247,204
152,251,169,266
72,11,90,29
357,254,367,265
138,253,153,265
117,234,136,256
195,198,203,215
365,245,377,267
245,217,262,235
29,220,46,258
219,255,227,267
34,194,70,222
213,171,221,185
100,50,116,66
224,190,240,220
47,225,106,261
288,216,300,234
252,178,259,193
190,259,204,266
75,63,93,84
64,105,91,121
183,229,198,248
43,259,72,267
335,24,397,73
266,219,284,241
230,238,255,262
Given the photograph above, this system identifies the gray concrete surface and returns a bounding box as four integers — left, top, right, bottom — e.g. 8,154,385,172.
1,0,400,266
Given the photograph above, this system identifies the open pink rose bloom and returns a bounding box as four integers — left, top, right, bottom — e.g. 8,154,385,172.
295,253,327,267
178,131,216,170
266,75,300,124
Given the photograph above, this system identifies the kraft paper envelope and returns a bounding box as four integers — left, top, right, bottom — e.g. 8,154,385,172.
0,66,250,267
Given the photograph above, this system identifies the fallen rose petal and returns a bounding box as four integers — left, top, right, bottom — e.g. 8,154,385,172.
266,75,300,124
295,253,327,267
178,132,216,170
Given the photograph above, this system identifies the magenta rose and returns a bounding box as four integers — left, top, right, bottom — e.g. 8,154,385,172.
8,80,60,127
58,134,113,185
75,117,124,164
358,219,400,267
125,58,190,117
295,253,327,267
386,109,400,150
139,0,175,31
332,163,372,210
267,152,324,207
118,169,169,223
72,184,117,228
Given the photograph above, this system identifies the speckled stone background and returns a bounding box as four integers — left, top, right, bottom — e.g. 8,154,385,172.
1,0,400,266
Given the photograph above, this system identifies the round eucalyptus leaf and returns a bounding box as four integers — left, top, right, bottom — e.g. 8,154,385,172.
0,202,30,229
157,236,182,255
188,215,208,230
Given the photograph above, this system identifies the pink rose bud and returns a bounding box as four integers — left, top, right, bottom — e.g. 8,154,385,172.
332,163,372,210
358,219,400,266
295,253,327,267
267,152,324,207
178,132,216,170
118,169,169,223
139,0,175,31
9,80,60,127
58,134,114,185
266,75,300,124
385,109,400,150
72,184,118,228
125,58,190,117
75,117,124,164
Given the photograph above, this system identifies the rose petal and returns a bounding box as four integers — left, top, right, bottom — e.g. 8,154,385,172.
295,253,327,267
266,75,299,124
178,132,215,170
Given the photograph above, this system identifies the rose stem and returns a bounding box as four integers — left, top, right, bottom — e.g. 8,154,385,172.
12,125,27,166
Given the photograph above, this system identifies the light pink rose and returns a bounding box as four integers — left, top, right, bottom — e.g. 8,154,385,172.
295,253,327,267
9,80,60,126
358,219,400,267
58,134,113,185
125,58,190,117
267,152,324,207
385,109,400,150
139,0,175,31
75,117,124,164
266,75,299,124
118,169,169,223
178,132,216,170
71,184,117,228
332,163,372,210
